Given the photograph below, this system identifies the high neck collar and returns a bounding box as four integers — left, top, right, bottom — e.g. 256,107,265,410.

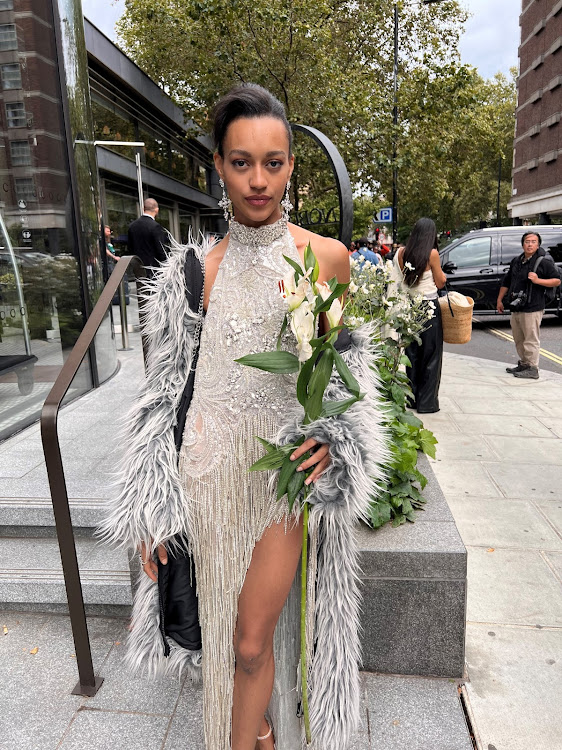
228,217,288,247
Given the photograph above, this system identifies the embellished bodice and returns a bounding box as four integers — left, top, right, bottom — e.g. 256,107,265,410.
179,218,300,477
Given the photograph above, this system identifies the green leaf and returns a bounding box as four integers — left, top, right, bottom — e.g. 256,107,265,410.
255,436,277,453
276,313,288,351
277,452,300,500
390,383,406,407
419,428,438,459
309,326,344,347
235,351,299,374
296,344,322,407
282,254,303,278
305,349,334,422
249,448,287,472
320,395,361,417
287,466,306,509
399,411,423,428
412,467,428,490
331,346,361,397
400,354,412,367
304,242,316,274
314,283,348,314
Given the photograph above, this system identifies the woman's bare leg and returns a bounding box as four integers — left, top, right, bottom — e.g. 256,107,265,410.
231,515,303,750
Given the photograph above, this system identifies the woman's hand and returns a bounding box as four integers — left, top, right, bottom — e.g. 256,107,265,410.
290,438,331,485
139,540,168,582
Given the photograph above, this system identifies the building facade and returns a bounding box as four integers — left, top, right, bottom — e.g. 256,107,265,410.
0,2,220,442
508,0,562,222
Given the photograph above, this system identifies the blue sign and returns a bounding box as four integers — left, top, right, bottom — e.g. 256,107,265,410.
374,208,392,222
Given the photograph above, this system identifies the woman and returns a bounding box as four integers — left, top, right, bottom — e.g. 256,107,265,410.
397,218,446,413
98,85,387,750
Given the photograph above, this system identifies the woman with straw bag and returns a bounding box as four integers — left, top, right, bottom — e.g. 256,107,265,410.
396,218,446,413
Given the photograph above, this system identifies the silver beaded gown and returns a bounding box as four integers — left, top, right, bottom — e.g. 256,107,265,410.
178,218,302,749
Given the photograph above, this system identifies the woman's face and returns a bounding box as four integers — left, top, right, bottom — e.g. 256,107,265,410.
214,116,294,227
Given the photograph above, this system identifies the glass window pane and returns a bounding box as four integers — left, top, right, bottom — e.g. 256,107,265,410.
543,233,562,264
10,140,31,166
448,237,491,268
1,63,21,90
6,101,26,127
0,23,17,51
501,235,524,263
14,177,36,202
0,1,14,9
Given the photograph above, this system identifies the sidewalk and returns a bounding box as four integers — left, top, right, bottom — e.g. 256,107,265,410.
421,352,562,750
0,342,560,748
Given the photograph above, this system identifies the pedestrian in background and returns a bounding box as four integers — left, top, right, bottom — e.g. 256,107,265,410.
352,237,380,266
397,218,446,413
497,231,560,380
127,198,169,278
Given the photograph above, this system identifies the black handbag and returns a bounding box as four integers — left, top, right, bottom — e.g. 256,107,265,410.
157,249,205,655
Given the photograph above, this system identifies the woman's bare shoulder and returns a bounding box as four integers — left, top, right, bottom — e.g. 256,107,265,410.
289,224,348,261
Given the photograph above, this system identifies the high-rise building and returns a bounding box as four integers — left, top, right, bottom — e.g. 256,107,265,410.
508,0,562,223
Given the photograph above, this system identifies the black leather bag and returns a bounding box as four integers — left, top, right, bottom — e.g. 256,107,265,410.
157,249,204,655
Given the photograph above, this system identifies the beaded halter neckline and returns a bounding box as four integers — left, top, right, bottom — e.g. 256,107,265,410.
228,217,288,247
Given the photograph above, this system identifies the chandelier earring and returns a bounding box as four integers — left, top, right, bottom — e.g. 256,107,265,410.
281,180,293,222
218,177,232,222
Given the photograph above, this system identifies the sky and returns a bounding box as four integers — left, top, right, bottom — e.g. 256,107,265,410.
82,0,520,81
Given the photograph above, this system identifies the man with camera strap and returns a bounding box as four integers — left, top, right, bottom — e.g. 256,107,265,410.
497,231,560,380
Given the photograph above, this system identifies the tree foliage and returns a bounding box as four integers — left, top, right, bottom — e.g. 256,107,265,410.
117,0,514,236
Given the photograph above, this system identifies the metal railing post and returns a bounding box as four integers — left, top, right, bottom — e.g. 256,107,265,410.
41,255,143,697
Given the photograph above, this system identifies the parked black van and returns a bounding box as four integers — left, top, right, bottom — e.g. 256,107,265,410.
439,226,562,316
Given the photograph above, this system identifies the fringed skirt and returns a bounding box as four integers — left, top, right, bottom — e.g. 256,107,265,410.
178,411,302,749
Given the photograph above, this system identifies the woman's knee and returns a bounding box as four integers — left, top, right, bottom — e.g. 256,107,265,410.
233,630,273,674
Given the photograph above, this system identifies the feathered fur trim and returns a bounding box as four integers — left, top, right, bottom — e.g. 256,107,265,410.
95,236,211,556
277,323,390,749
123,570,202,682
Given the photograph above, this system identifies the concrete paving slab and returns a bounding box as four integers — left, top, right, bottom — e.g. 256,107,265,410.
58,709,170,750
536,416,562,438
432,434,500,462
450,412,555,438
162,678,205,750
445,496,562,550
452,397,543,416
0,452,45,478
1,537,95,570
441,384,508,399
483,462,562,501
533,499,562,534
465,623,562,750
534,400,562,418
416,412,461,434
429,460,501,497
364,673,472,750
500,384,562,401
465,546,562,626
543,551,562,582
430,395,462,413
482,435,562,465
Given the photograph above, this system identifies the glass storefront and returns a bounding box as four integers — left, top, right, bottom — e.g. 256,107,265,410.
0,0,118,441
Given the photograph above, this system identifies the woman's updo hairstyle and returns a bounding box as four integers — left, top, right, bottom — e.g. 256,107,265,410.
212,84,293,158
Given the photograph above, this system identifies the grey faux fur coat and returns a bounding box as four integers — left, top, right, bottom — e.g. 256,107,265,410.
97,239,389,749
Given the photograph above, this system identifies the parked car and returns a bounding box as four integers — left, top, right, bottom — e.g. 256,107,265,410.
439,225,562,316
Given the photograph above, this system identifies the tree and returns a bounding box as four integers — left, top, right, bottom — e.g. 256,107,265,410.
117,0,469,233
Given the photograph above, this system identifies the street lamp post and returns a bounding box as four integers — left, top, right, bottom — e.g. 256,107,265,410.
392,0,446,249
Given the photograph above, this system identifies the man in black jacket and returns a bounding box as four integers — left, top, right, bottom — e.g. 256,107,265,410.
127,198,169,277
497,231,561,379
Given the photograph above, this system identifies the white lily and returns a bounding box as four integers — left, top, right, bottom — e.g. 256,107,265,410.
316,281,344,330
290,300,315,362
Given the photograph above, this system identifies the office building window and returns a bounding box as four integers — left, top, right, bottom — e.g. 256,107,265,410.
14,177,36,201
0,1,14,10
10,140,31,166
1,63,21,89
6,101,26,127
0,23,17,51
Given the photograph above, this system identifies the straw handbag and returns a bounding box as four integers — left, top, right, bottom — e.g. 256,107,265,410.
438,291,474,344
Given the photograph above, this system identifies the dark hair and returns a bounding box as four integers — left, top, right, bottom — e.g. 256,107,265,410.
212,84,292,158
521,231,542,247
402,218,439,287
358,237,369,247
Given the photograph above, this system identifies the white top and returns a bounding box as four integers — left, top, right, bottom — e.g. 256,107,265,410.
395,251,438,299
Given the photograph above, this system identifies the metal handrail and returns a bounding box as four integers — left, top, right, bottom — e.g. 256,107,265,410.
40,256,145,697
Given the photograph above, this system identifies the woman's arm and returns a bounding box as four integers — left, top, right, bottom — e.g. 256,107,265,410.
429,248,447,289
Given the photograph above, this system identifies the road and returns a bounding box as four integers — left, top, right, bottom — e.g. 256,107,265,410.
444,311,562,375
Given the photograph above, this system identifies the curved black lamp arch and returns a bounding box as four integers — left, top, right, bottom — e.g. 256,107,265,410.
291,124,353,249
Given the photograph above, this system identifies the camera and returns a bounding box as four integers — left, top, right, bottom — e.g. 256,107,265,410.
509,290,527,310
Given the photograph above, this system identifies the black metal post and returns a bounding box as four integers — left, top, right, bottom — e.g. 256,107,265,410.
392,3,399,249
496,155,502,226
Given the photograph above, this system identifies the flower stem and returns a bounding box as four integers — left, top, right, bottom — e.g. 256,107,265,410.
301,501,311,744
